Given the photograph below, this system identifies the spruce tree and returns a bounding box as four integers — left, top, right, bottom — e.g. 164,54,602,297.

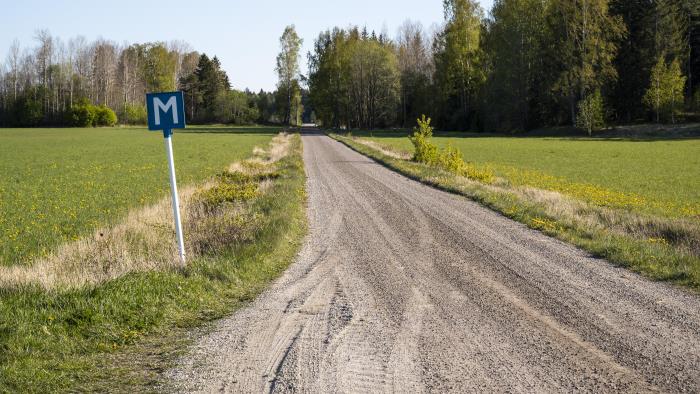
548,0,626,125
610,0,656,122
483,0,547,131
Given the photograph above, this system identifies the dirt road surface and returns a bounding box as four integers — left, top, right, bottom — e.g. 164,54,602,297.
167,132,700,393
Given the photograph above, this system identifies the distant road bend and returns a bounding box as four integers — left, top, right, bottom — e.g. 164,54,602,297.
168,131,700,393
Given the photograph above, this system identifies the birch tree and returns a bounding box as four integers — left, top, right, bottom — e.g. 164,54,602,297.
433,0,484,129
6,40,21,101
276,25,303,125
397,21,433,127
92,40,118,107
644,56,686,122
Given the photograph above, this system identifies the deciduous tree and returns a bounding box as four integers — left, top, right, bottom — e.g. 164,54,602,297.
644,56,687,122
276,25,303,126
433,0,484,130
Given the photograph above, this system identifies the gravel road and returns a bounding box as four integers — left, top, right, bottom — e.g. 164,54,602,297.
167,132,700,393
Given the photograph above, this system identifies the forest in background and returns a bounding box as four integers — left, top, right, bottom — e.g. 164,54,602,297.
0,34,291,127
1,0,699,132
307,0,700,132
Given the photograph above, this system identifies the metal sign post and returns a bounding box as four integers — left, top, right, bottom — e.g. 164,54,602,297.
163,128,185,263
146,92,187,264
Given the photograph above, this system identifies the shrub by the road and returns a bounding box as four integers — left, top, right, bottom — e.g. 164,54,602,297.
94,105,118,127
576,90,605,135
121,103,147,125
410,115,440,164
331,131,700,290
410,115,494,183
68,102,96,127
68,101,118,127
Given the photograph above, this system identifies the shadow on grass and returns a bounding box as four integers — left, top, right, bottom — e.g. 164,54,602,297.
179,125,282,135
343,124,700,142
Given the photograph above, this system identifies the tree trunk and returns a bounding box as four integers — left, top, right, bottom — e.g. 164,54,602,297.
287,82,292,125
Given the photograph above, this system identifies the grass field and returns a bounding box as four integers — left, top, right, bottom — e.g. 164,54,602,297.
355,131,700,218
0,126,277,266
0,132,307,392
333,131,700,290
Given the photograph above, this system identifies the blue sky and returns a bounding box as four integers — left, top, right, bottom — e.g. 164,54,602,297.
0,0,494,92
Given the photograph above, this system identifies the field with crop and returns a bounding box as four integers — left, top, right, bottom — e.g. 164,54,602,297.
333,130,700,290
0,126,277,266
0,131,307,392
355,131,700,219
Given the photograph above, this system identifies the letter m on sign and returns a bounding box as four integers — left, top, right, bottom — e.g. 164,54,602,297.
147,92,186,131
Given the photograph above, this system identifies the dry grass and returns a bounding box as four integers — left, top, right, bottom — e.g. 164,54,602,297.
234,131,293,170
350,135,700,258
0,133,294,290
348,136,412,160
511,186,700,256
430,166,700,259
0,132,307,393
334,133,700,288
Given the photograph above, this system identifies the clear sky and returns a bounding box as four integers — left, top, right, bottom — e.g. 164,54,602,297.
0,0,494,92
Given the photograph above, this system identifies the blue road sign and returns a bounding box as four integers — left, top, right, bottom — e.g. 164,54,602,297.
145,91,188,263
147,91,186,133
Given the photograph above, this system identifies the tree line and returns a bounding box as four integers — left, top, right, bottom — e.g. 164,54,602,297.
0,32,285,127
307,0,700,132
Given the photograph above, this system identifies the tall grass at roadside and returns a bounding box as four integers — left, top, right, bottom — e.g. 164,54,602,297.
409,115,495,183
355,130,700,219
332,133,700,290
0,126,277,266
0,133,307,392
491,164,699,218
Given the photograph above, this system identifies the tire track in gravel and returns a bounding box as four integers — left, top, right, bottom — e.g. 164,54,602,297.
166,131,700,393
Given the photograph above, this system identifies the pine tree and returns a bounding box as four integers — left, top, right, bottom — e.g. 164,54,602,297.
188,54,230,122
483,0,548,131
656,0,700,101
610,0,656,122
654,0,687,62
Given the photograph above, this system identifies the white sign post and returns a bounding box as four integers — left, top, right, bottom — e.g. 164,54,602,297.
147,92,187,264
164,133,185,263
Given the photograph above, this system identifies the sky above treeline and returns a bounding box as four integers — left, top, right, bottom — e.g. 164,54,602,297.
0,0,495,92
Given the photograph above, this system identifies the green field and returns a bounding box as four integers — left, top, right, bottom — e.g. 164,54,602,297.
334,131,700,290
0,133,307,392
359,132,700,218
0,126,277,265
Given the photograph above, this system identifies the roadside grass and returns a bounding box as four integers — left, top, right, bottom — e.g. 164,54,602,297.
331,133,700,290
350,130,700,219
0,126,277,266
0,134,307,392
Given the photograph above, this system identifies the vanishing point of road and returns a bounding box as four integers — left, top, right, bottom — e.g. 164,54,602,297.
168,132,700,393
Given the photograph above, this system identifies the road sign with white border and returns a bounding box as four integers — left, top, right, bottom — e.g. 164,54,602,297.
147,91,186,131
145,90,187,264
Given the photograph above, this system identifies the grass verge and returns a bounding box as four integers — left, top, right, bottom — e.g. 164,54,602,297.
331,133,700,291
0,126,277,265
351,129,700,218
0,133,307,392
